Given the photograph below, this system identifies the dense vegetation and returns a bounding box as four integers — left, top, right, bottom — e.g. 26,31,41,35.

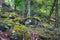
0,0,60,40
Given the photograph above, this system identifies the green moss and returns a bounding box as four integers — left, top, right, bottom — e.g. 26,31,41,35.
13,24,28,33
39,34,48,39
14,17,22,21
43,23,50,27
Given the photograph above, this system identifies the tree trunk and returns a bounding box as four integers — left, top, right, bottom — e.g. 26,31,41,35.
27,0,30,17
0,0,2,7
14,4,16,11
22,0,25,18
54,0,58,27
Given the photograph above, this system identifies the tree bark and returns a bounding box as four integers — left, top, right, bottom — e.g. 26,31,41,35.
27,0,30,17
22,0,25,18
0,0,2,7
54,0,58,27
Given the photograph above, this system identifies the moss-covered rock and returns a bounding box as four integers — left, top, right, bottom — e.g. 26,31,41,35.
10,25,29,40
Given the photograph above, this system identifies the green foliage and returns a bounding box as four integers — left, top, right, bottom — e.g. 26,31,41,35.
55,27,60,33
4,19,14,24
14,0,21,6
39,29,55,39
23,32,30,40
1,13,9,18
14,17,22,21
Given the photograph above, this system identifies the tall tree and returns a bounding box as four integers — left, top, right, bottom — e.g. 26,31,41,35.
54,0,58,27
0,0,2,7
21,0,25,18
27,0,31,17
